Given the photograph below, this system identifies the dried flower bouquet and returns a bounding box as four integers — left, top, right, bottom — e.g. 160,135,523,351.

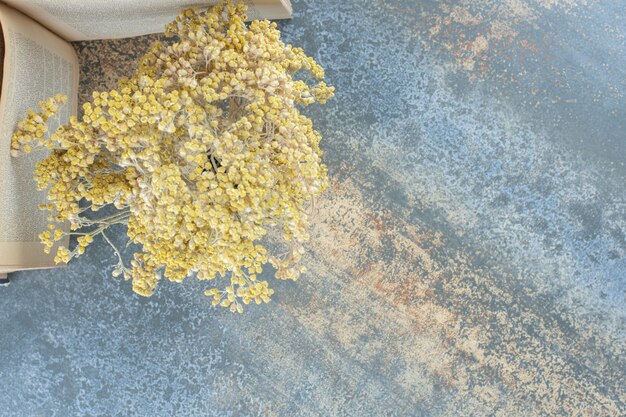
11,0,333,312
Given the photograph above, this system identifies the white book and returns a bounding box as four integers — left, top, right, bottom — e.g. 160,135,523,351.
0,0,291,275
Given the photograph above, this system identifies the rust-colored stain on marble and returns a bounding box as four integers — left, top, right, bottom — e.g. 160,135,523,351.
296,169,623,415
417,0,589,75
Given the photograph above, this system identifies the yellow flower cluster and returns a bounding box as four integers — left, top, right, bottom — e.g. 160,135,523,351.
11,94,66,156
11,0,333,312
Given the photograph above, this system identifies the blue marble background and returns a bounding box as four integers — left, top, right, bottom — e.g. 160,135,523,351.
1,0,624,415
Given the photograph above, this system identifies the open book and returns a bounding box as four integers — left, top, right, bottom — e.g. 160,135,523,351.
0,0,291,277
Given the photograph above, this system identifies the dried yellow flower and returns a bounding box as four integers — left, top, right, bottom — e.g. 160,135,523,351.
11,0,333,312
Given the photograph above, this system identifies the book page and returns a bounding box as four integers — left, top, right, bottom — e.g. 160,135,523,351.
0,3,77,271
2,0,292,41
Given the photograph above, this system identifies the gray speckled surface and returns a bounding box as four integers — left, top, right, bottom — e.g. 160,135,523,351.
2,0,625,416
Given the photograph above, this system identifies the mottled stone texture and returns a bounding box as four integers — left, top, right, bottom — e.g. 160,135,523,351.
1,0,625,415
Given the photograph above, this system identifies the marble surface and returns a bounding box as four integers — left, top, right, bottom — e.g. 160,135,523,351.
1,0,625,415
